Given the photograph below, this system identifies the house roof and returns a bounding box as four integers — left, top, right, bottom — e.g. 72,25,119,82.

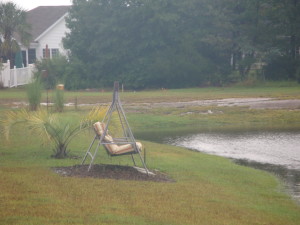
27,6,71,41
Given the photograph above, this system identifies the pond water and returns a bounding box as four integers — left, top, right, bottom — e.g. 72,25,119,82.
137,130,300,204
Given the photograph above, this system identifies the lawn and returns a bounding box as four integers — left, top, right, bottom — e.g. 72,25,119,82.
1,130,300,225
1,81,300,106
0,83,300,224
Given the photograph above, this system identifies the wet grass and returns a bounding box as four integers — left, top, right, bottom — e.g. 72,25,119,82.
1,83,300,224
1,127,300,225
1,81,299,107
129,106,300,135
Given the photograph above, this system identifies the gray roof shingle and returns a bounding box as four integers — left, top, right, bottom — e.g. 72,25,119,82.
27,6,70,41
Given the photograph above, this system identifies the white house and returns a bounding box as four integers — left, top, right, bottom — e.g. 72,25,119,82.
21,6,71,66
0,6,71,87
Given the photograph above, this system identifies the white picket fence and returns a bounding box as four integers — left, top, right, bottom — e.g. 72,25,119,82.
0,60,35,88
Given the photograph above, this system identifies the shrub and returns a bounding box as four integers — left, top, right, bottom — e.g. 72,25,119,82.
53,88,64,112
35,55,69,89
26,76,43,111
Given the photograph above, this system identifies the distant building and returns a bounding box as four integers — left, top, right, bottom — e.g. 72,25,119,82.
20,6,70,66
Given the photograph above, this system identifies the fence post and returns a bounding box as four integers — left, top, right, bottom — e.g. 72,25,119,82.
28,64,34,82
13,66,17,87
25,67,29,84
2,60,10,87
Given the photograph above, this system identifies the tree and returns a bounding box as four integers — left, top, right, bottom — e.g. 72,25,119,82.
64,0,300,88
263,0,300,80
0,2,31,67
213,0,271,80
64,0,232,88
268,0,300,60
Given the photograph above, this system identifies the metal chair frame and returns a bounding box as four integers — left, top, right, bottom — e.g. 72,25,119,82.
81,82,148,174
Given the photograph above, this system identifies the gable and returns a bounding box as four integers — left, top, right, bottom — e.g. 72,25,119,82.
27,6,70,41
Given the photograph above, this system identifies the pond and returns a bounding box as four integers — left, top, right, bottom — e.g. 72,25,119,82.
137,130,300,204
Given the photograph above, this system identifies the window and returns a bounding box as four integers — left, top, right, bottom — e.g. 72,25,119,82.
51,48,60,58
43,48,59,58
28,49,36,64
42,48,59,58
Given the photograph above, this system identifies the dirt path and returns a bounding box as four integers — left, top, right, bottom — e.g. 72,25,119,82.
126,98,300,110
2,98,300,110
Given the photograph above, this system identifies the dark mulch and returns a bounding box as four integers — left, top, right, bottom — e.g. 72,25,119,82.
53,164,174,182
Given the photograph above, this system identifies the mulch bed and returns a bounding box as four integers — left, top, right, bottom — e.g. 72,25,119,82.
53,164,174,182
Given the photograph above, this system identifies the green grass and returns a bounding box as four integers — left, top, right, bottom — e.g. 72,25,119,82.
1,81,300,106
0,127,300,225
128,106,300,135
0,84,300,224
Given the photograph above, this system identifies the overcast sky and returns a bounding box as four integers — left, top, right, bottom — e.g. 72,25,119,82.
1,0,72,10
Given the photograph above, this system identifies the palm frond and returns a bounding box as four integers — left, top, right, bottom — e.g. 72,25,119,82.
80,105,108,129
0,106,109,158
0,108,30,140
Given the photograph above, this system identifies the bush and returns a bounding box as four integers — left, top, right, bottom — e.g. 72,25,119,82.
35,56,69,89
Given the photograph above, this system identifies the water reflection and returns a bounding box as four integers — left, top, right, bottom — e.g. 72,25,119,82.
166,131,300,170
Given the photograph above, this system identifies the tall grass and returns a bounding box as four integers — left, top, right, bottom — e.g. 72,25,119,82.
26,76,43,111
53,89,64,112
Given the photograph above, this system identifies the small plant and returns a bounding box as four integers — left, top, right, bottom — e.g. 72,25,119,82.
0,106,107,158
53,88,64,112
26,76,43,111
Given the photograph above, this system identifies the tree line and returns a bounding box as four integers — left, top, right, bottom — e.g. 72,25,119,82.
2,0,300,89
63,0,300,89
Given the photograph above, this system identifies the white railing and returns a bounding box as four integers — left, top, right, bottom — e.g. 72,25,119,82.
0,60,35,88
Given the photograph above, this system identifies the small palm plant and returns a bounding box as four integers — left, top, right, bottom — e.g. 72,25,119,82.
0,106,107,158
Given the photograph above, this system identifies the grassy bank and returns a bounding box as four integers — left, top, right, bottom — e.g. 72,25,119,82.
129,105,300,136
0,84,300,224
1,126,300,225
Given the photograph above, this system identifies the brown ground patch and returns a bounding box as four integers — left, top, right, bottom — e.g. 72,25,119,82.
53,164,174,182
2,97,300,110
